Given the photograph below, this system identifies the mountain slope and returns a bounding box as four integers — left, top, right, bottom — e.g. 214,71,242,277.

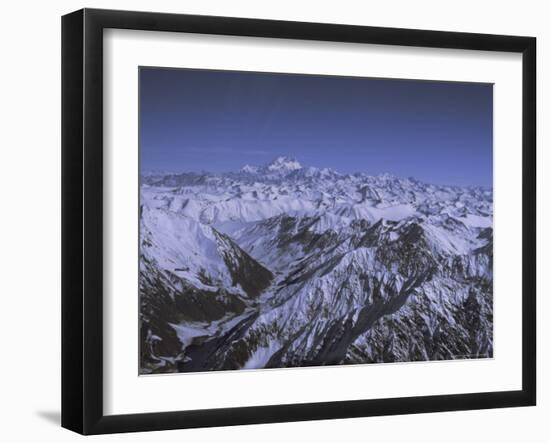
139,157,493,374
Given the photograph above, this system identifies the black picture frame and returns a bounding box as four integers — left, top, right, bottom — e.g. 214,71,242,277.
62,8,536,435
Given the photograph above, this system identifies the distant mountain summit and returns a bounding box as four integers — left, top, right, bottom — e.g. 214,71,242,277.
241,156,303,175
266,156,303,172
240,164,259,174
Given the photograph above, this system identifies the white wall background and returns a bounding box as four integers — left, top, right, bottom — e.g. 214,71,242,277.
0,0,546,441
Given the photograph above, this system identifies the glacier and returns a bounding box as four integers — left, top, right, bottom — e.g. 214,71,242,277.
139,157,493,374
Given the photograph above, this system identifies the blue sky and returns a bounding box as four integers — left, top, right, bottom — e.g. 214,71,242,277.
139,67,493,187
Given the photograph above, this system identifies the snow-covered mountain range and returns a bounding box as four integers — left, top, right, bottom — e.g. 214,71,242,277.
139,157,493,373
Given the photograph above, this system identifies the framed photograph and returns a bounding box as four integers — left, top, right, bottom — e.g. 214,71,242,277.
62,8,536,435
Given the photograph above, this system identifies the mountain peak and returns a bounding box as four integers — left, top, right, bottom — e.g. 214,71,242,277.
240,156,303,175
266,156,303,172
240,164,259,174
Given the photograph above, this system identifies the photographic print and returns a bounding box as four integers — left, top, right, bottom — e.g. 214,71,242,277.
139,68,493,375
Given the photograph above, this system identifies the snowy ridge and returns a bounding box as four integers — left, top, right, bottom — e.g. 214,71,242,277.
140,157,493,373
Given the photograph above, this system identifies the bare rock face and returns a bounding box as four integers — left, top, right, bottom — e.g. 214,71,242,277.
139,158,493,374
